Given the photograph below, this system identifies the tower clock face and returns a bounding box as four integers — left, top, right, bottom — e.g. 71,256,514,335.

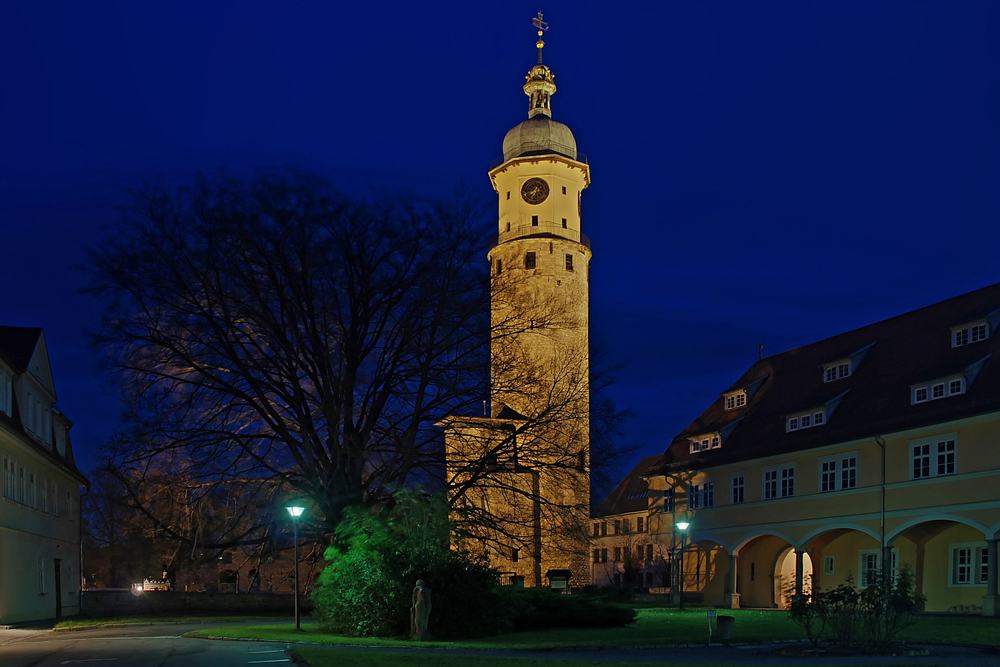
520,177,550,205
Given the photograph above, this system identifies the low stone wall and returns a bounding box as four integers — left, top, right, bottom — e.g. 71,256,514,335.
81,589,313,617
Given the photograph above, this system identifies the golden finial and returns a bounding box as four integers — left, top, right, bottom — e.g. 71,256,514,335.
533,12,549,64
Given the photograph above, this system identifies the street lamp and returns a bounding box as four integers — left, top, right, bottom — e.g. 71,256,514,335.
675,521,690,611
285,503,306,630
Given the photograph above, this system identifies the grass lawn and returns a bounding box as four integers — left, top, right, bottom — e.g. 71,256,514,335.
293,646,798,667
189,608,1000,650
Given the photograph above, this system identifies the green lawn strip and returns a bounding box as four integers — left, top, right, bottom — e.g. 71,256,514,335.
56,614,276,629
191,609,1000,650
190,609,807,649
293,646,827,667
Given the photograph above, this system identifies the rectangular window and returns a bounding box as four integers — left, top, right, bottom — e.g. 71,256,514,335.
17,465,25,503
911,437,956,479
725,395,735,409
593,549,601,563
731,474,745,504
954,547,973,584
788,417,798,431
561,217,567,228
601,548,608,563
932,383,945,399
614,547,622,561
711,436,720,448
646,544,654,561
662,489,674,512
823,556,835,576
801,414,811,428
821,460,837,492
2,455,13,499
38,558,45,594
972,323,988,342
689,484,700,509
702,482,714,508
511,548,518,563
531,215,539,226
949,379,963,395
637,516,644,532
955,328,969,347
814,411,824,425
781,467,795,497
824,362,851,382
825,367,836,382
593,522,600,537
764,469,777,500
841,456,857,488
495,258,502,274
859,548,897,588
601,521,607,536
506,191,510,200
937,440,956,476
561,186,567,194
525,252,536,269
565,254,573,271
915,387,928,402
912,443,931,479
29,471,36,508
40,479,48,512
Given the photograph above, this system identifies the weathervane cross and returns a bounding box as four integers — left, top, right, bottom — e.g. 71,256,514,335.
533,12,549,32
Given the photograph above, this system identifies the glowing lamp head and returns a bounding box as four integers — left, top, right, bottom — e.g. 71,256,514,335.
286,505,306,519
676,521,690,531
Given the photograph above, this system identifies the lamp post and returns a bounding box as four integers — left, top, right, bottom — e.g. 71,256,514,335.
676,521,690,611
285,503,306,630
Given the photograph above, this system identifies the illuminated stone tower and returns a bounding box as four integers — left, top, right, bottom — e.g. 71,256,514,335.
444,14,591,588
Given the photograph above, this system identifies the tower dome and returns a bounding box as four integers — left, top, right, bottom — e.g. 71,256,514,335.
502,116,577,162
500,26,578,163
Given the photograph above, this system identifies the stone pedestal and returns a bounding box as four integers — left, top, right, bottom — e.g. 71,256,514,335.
725,593,741,609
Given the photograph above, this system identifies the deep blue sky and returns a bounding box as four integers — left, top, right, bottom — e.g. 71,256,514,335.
3,1,999,486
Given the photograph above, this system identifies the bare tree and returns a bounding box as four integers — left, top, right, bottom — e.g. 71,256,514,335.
86,170,631,562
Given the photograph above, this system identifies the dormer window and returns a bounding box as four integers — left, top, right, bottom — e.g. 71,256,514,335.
912,375,964,404
689,433,721,453
0,368,11,417
824,360,851,383
724,391,746,410
952,321,989,348
787,408,826,432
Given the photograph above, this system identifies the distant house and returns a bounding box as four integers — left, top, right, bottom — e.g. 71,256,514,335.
597,283,1000,615
0,327,88,623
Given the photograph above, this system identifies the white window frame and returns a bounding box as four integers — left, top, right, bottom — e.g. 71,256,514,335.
823,360,851,383
689,483,700,510
662,488,674,513
730,473,745,504
858,547,898,588
689,433,721,453
764,466,795,499
910,434,957,480
912,376,965,404
952,320,989,348
0,368,11,416
702,481,714,508
823,556,835,575
786,408,826,432
724,391,746,410
949,543,989,586
819,452,858,492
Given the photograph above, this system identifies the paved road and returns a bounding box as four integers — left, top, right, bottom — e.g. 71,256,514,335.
0,621,293,667
3,621,1000,666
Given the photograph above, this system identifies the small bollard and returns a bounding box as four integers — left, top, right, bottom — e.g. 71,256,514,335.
706,609,716,646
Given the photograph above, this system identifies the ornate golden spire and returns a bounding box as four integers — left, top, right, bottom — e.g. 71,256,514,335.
524,13,555,119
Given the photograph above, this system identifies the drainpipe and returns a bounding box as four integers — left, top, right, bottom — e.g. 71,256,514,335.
875,435,889,581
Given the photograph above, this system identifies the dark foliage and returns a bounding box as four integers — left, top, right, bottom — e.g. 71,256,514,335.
504,587,637,630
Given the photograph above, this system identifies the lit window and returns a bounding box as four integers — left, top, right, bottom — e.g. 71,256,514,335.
725,392,746,410
525,252,536,269
731,474,745,504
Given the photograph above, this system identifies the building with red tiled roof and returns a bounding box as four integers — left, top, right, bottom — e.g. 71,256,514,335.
0,326,88,623
597,283,1000,615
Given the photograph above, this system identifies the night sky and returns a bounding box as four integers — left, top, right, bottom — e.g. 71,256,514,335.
3,1,1000,486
